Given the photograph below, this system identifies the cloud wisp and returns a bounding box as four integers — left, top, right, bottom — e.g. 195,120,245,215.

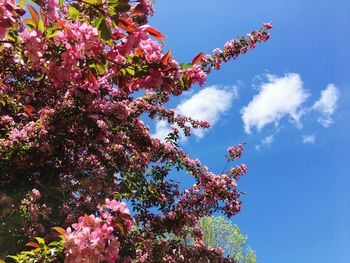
153,86,238,141
302,135,316,144
312,84,340,127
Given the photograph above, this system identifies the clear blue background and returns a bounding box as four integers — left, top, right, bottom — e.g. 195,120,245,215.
149,1,350,262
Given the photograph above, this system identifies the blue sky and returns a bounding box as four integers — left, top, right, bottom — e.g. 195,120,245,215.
149,0,350,262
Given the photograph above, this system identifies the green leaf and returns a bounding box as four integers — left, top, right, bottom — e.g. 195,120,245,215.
6,256,19,262
96,64,105,75
59,0,63,7
126,66,135,76
84,0,102,5
38,19,45,32
34,237,45,247
69,5,79,19
98,18,112,40
114,0,131,13
93,16,104,28
19,0,26,8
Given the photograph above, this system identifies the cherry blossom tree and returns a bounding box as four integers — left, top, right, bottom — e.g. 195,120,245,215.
0,0,271,261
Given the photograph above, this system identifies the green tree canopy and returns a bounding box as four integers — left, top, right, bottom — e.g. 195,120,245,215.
198,216,257,263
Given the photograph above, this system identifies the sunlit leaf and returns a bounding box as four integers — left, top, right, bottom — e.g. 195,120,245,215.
126,66,135,76
38,19,45,32
69,5,79,20
22,18,36,27
23,105,34,117
27,4,40,27
52,226,66,235
131,3,146,16
192,52,204,65
161,50,171,66
144,26,166,44
25,242,40,249
83,0,101,5
114,222,128,237
34,237,45,246
112,31,126,40
40,7,46,23
19,0,26,8
96,64,105,75
117,18,136,32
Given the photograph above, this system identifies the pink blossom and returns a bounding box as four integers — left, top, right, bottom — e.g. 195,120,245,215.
227,144,244,160
46,0,59,24
22,29,46,67
104,198,130,214
0,0,19,39
185,65,207,86
263,22,273,29
139,38,162,63
31,188,41,200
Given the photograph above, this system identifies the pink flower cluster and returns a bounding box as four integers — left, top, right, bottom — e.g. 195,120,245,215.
46,0,59,24
19,189,51,239
64,199,133,262
139,38,162,63
48,20,103,88
140,0,154,16
22,29,47,68
201,23,272,73
227,144,244,160
229,164,248,179
0,0,21,39
185,64,207,86
64,214,121,263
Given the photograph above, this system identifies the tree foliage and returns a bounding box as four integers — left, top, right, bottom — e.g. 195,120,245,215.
198,216,257,263
0,0,271,261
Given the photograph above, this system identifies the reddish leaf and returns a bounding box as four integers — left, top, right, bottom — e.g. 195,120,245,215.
25,241,40,248
24,105,34,117
53,226,66,235
192,52,204,65
27,4,40,27
91,73,97,84
22,18,36,27
160,50,171,66
135,48,143,56
114,222,128,237
131,4,145,16
112,31,127,40
120,212,132,221
40,7,46,24
56,20,66,27
144,26,166,44
117,18,136,33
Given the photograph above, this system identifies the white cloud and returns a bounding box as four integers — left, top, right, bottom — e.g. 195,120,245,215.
262,134,274,146
153,120,172,141
312,84,340,127
255,132,277,151
241,73,309,133
153,86,237,140
302,135,316,144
